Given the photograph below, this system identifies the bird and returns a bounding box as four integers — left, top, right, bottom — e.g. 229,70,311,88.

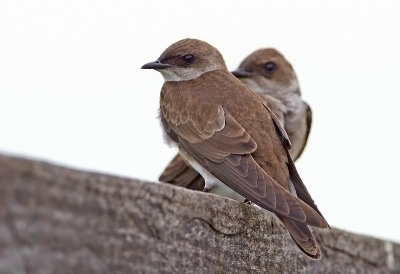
142,38,328,259
159,48,311,192
232,48,311,162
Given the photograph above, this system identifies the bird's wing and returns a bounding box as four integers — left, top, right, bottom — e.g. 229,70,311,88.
262,101,327,223
262,101,291,149
159,154,204,191
285,154,327,222
163,106,327,228
292,102,312,162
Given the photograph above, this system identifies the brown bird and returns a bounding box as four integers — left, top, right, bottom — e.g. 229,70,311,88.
232,48,311,161
160,48,311,192
142,38,328,259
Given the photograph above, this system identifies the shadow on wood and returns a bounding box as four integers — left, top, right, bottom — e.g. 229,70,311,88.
0,154,399,273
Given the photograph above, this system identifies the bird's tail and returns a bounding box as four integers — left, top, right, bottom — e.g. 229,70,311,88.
278,216,322,260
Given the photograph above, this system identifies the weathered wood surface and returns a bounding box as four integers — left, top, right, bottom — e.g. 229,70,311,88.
0,154,399,273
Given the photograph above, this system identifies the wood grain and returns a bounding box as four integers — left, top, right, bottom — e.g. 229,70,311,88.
0,154,399,273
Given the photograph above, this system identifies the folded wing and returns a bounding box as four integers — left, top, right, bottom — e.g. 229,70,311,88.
163,106,327,228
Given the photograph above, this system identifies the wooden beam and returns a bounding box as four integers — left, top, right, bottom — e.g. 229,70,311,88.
0,154,399,273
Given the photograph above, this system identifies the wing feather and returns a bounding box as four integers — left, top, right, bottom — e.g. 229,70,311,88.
174,108,327,228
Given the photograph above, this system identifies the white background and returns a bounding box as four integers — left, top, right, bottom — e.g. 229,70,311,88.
1,1,399,242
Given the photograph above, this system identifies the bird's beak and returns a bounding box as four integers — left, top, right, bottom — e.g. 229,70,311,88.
141,60,172,70
231,68,253,78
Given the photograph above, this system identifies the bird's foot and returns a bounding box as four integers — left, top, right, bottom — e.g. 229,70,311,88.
203,187,211,192
243,198,252,205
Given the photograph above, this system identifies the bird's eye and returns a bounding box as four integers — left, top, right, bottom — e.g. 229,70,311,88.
264,62,276,71
183,54,195,64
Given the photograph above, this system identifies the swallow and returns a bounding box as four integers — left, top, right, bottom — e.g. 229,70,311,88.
142,38,328,259
160,48,311,192
232,48,311,161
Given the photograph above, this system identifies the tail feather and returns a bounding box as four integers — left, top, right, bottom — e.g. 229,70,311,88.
278,216,322,260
